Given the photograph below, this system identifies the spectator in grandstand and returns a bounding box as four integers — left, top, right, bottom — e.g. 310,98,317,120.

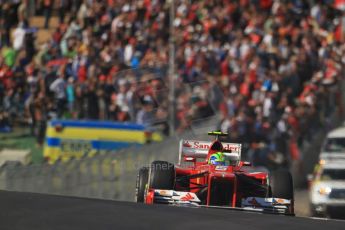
33,91,48,146
66,77,75,116
0,110,11,133
57,0,68,24
136,96,156,127
0,0,344,166
43,0,53,29
49,73,66,118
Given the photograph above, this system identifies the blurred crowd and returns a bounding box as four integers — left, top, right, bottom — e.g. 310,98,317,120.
0,0,344,166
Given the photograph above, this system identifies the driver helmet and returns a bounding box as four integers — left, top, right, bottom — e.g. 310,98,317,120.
208,152,225,166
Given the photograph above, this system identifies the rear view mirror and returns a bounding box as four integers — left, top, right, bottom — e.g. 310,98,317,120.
242,161,252,166
184,157,196,162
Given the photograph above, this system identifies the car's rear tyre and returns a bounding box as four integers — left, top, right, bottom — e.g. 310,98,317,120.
136,167,149,203
149,161,175,189
269,170,294,199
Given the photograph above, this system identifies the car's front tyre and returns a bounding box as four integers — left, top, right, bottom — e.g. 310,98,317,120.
148,161,175,190
135,167,149,202
269,170,294,199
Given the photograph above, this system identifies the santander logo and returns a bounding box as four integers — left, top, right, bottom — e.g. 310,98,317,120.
183,140,241,153
223,144,240,152
192,141,210,149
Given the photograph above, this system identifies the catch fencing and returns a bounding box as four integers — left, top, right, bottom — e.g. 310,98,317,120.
0,138,179,201
0,120,215,201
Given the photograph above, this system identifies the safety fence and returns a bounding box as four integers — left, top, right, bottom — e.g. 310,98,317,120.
0,118,216,201
0,137,182,201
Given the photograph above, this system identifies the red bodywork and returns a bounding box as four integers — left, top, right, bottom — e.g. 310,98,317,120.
145,139,269,207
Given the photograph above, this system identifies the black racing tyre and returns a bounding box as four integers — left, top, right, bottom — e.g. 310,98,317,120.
136,167,149,203
149,161,175,190
269,170,294,199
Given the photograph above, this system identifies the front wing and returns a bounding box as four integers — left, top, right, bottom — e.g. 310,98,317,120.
146,189,294,215
146,189,201,206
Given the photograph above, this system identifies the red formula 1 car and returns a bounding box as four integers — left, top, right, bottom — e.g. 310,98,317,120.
136,131,294,215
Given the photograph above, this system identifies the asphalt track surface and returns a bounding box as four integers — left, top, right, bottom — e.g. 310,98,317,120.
1,190,344,230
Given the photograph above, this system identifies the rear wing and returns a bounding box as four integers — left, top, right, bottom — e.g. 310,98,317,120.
178,139,242,164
